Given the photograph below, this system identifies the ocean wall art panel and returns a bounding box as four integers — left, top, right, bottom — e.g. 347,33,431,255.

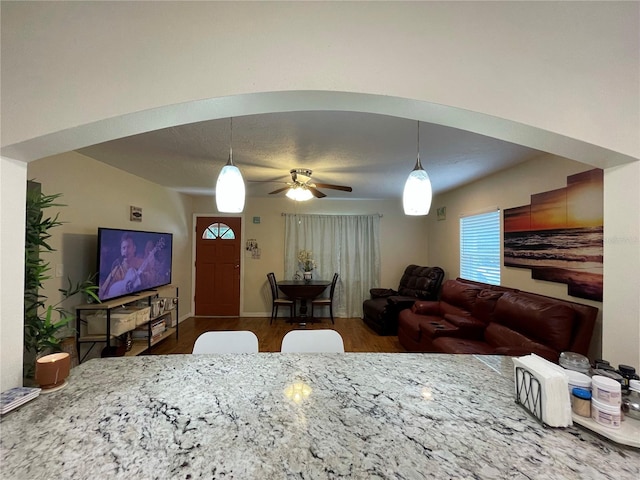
503,168,603,301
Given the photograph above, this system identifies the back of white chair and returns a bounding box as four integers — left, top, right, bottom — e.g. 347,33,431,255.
280,329,345,353
192,330,259,354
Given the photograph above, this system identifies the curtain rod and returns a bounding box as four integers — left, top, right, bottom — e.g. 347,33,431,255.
281,213,383,217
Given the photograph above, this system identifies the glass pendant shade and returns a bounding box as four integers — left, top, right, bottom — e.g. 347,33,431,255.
402,157,432,216
216,153,245,213
215,118,246,213
286,186,313,201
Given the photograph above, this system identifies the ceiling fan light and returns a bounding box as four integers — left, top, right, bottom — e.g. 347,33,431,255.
403,159,432,216
216,159,245,212
286,186,313,201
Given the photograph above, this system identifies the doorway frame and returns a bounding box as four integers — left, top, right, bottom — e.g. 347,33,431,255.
192,213,246,317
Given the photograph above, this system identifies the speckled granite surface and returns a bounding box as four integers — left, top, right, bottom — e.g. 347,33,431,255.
1,354,638,479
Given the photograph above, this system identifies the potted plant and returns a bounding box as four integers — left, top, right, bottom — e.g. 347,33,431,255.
297,249,317,281
24,184,99,378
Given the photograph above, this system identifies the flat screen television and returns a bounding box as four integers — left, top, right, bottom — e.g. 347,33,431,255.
97,228,173,302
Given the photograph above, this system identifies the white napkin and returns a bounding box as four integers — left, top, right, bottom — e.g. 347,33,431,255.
513,353,572,427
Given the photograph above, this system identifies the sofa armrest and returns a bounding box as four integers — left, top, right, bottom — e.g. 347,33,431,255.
411,300,440,315
387,295,419,311
443,314,486,335
370,288,398,299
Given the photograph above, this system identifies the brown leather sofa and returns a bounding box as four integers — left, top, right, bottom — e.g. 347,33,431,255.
362,265,445,335
398,278,598,362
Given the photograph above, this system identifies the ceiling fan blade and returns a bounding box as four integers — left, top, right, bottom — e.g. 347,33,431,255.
313,183,353,192
307,186,327,198
269,186,290,195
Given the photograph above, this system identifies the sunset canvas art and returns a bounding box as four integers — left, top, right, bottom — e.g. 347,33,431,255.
503,169,603,301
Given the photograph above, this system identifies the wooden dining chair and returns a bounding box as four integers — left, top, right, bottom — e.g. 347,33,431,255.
311,272,339,324
267,272,295,324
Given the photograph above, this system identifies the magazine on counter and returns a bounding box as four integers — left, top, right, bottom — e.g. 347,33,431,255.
0,387,41,415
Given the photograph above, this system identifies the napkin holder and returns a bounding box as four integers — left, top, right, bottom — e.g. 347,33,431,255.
512,354,572,428
515,366,545,426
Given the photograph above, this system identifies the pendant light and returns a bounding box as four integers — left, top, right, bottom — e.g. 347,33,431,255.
402,121,432,216
216,118,246,213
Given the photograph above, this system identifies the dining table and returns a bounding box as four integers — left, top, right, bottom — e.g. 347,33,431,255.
276,279,331,323
1,353,638,479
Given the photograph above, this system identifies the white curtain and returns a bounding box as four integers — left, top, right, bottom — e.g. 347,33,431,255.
284,214,381,317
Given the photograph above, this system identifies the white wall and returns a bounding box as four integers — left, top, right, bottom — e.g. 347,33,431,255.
2,2,637,165
603,161,640,369
27,152,195,361
429,154,605,360
1,1,638,387
0,157,27,392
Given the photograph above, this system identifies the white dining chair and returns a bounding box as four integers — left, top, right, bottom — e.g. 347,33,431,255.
192,330,259,354
280,329,345,353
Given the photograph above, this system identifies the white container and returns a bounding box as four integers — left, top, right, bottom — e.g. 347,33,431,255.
591,397,621,429
565,370,591,395
591,375,622,406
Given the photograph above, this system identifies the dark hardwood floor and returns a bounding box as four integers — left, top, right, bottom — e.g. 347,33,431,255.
150,316,406,354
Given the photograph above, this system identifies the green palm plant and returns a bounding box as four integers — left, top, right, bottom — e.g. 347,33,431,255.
24,186,99,371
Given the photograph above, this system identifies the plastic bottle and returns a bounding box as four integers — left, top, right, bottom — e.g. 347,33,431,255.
617,364,640,394
571,387,592,417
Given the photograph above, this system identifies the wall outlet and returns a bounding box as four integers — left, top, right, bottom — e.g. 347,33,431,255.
55,264,64,278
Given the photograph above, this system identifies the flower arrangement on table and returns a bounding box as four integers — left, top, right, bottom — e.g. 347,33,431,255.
297,249,317,273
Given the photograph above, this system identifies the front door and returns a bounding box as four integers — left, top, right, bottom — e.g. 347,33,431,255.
195,216,241,316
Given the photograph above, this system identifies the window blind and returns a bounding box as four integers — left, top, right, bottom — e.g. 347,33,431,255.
460,210,501,285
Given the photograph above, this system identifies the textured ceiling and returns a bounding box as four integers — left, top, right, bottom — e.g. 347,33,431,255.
77,111,543,199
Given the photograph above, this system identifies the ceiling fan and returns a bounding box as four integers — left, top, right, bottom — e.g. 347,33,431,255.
268,169,353,200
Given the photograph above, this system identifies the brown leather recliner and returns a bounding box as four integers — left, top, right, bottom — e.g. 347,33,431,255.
362,265,445,335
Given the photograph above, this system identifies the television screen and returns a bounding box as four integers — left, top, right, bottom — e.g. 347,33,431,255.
97,228,173,301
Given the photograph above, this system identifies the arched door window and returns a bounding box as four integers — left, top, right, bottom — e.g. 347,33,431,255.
202,222,236,240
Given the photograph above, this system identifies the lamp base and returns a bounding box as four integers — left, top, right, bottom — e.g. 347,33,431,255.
39,380,68,394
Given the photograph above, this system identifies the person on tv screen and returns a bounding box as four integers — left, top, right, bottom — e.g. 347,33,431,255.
99,233,161,298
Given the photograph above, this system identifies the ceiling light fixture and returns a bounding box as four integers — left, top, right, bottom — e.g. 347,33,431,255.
216,118,245,213
286,184,314,202
402,121,432,216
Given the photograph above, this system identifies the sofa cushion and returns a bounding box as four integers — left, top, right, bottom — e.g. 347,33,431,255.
494,345,559,363
440,280,483,311
484,322,560,361
443,314,486,338
471,290,504,324
433,337,496,355
434,325,558,360
492,292,576,352
484,322,532,348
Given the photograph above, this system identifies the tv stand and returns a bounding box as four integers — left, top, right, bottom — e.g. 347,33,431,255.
75,285,179,363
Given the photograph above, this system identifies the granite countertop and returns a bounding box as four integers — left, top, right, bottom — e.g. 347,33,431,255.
1,353,638,479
